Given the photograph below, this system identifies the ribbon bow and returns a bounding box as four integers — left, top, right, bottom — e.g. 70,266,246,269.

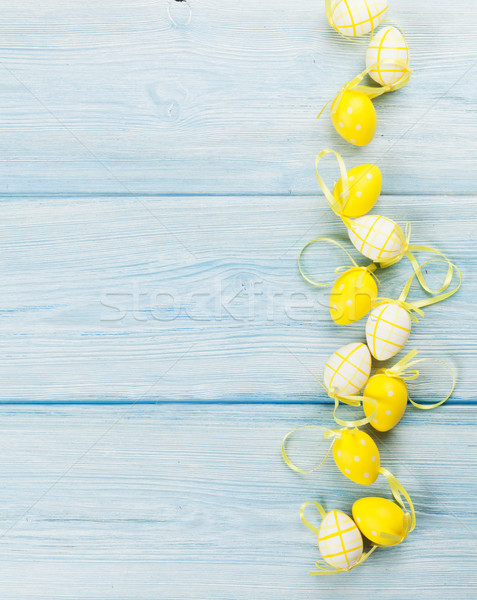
317,59,412,120
378,348,456,410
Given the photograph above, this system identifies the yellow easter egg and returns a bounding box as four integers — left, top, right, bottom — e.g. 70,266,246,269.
348,215,405,262
352,497,407,546
363,374,408,431
366,26,409,86
330,0,388,37
333,164,382,218
330,91,376,146
329,268,378,325
366,302,412,361
332,428,380,485
318,510,363,570
323,342,371,396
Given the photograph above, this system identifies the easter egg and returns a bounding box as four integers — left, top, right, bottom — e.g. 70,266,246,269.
348,215,405,262
366,302,411,361
330,91,376,146
323,342,371,396
329,268,378,325
333,428,380,485
333,164,382,218
366,26,409,86
363,374,408,431
330,0,388,37
352,497,407,546
318,510,363,570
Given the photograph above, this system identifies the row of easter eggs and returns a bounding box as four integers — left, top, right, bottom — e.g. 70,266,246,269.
327,0,410,146
317,499,408,570
324,342,409,431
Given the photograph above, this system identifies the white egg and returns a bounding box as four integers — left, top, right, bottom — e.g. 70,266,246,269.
366,302,412,360
330,0,388,37
366,26,410,86
348,215,405,263
318,510,363,570
323,342,371,396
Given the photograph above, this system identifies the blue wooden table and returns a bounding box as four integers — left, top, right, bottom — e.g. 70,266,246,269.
1,1,476,597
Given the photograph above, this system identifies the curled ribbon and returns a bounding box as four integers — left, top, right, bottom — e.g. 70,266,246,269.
379,467,416,541
378,348,456,410
317,58,412,120
300,501,378,574
376,258,462,323
298,237,379,288
281,426,342,474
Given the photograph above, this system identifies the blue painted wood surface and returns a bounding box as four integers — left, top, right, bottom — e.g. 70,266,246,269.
0,0,476,597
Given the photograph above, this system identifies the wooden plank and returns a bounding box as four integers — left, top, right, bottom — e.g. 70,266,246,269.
0,404,474,599
0,0,476,195
0,194,473,402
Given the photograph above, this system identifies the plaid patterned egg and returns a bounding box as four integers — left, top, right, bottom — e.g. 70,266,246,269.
366,302,412,360
366,26,410,86
318,510,363,570
330,0,388,37
323,342,371,396
348,215,405,262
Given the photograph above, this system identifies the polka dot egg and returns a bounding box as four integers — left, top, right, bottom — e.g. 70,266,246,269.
348,215,405,262
333,164,382,218
363,374,408,431
366,302,412,360
330,91,376,146
333,428,380,485
323,342,371,396
330,0,388,37
352,497,407,546
329,268,377,325
366,26,409,86
318,510,363,570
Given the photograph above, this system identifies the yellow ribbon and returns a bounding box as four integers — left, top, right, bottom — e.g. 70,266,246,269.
281,426,341,474
378,349,456,410
317,59,412,120
379,467,416,540
301,500,378,574
314,374,378,428
298,237,379,288
376,259,462,322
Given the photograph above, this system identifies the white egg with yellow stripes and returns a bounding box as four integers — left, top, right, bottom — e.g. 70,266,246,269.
329,0,388,37
366,302,412,360
318,510,363,570
348,215,405,263
323,342,371,395
366,26,409,86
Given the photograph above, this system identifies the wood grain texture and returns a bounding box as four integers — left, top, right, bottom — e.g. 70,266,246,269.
0,404,475,599
0,0,476,195
1,194,474,402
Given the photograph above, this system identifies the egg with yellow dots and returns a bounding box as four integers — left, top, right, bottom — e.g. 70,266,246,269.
330,91,376,146
333,164,382,218
366,302,412,361
366,26,409,86
348,215,406,262
318,510,363,570
333,428,380,485
323,342,372,396
330,0,388,37
329,268,378,325
352,497,408,546
363,374,408,431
